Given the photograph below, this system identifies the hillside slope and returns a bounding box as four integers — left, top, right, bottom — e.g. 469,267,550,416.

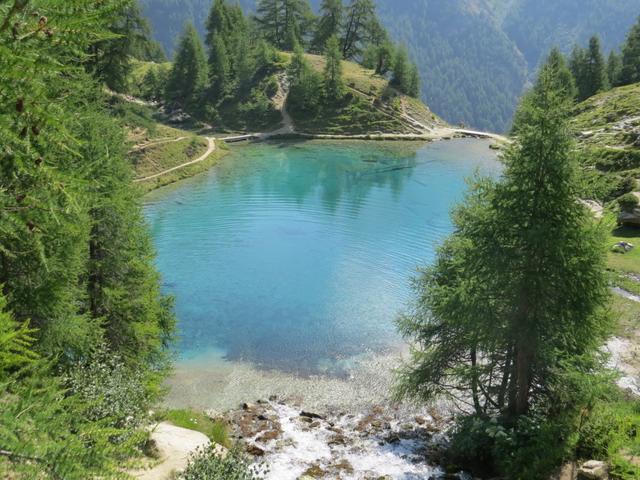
286,53,445,136
139,0,640,133
572,82,640,202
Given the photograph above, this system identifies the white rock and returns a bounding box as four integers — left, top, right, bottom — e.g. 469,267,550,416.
578,459,608,479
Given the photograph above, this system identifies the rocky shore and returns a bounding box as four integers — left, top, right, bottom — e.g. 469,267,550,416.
209,397,463,480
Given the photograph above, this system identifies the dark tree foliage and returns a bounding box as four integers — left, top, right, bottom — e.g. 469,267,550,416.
0,1,175,477
341,0,375,59
323,34,344,101
398,65,609,419
311,0,343,53
256,0,313,50
165,22,208,113
607,50,623,87
620,16,640,85
87,2,164,92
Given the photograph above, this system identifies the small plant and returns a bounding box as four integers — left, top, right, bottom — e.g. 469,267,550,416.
63,345,149,429
179,447,268,480
162,409,230,447
618,193,639,212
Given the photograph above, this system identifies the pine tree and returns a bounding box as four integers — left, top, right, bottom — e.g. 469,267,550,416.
208,33,231,103
87,2,155,92
543,47,577,100
362,38,395,75
341,0,376,59
620,17,640,86
312,0,344,53
407,63,420,98
288,42,322,113
165,22,208,114
583,36,608,99
256,0,284,48
323,35,345,102
398,65,609,420
391,46,411,94
607,51,623,87
569,45,588,101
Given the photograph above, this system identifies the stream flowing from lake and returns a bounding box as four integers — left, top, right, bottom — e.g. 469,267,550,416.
144,139,500,411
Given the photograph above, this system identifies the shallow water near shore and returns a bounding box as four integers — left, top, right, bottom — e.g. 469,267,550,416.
145,139,499,409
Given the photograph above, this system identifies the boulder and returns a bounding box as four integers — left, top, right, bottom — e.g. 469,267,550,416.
245,444,265,457
577,460,608,480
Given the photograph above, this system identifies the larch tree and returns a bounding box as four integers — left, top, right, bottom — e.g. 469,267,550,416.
312,0,344,53
341,0,375,59
583,36,608,98
543,47,577,101
397,64,610,419
323,35,345,101
620,16,640,85
607,50,622,87
391,46,411,93
407,63,420,98
165,22,208,114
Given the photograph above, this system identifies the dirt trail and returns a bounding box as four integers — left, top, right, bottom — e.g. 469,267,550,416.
130,422,225,480
130,136,188,153
134,137,216,183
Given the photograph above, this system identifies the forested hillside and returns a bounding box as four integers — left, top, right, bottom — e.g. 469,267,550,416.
0,2,175,477
140,0,640,132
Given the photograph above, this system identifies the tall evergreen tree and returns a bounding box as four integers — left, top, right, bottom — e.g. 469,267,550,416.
607,50,623,88
398,65,609,420
407,63,420,98
569,45,588,101
87,2,157,92
543,47,577,100
582,35,608,99
288,42,322,113
391,46,411,93
341,0,376,59
312,0,343,53
620,17,640,86
323,35,345,101
165,22,208,113
256,0,312,50
208,33,231,102
256,0,284,48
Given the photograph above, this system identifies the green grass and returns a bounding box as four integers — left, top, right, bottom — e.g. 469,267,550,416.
572,83,640,201
135,140,228,193
159,409,230,448
280,51,443,135
611,294,640,339
132,136,208,178
608,224,640,274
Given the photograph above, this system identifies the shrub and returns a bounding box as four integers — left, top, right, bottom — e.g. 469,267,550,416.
576,400,640,479
64,345,149,429
618,193,639,212
179,447,267,480
448,414,574,480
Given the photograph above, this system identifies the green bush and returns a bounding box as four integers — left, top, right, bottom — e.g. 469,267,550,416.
618,193,640,212
448,414,574,480
179,447,267,480
64,346,149,429
576,400,640,480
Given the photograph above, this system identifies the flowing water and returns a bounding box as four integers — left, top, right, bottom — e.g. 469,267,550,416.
145,139,500,410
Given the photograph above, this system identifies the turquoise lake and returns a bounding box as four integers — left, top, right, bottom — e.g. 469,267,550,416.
145,139,499,382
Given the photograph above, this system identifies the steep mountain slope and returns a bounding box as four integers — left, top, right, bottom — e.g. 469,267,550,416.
503,0,640,71
139,0,640,133
376,0,527,133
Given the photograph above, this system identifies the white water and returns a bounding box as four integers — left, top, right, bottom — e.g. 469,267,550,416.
253,403,445,480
